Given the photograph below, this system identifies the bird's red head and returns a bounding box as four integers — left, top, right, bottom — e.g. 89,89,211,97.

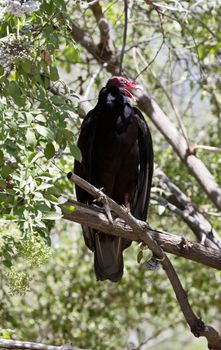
106,76,141,98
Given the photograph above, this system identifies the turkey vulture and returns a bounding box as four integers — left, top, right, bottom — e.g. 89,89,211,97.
74,76,153,282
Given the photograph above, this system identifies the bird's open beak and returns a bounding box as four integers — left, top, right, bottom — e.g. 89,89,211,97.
124,88,134,98
124,83,143,99
130,83,143,90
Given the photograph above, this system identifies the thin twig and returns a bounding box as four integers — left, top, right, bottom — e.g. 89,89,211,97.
84,63,107,99
193,145,221,153
135,49,191,149
119,0,128,75
134,40,164,79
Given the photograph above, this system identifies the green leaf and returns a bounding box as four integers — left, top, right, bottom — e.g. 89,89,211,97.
0,150,4,165
137,250,143,264
3,259,13,268
43,211,62,220
0,66,4,76
69,144,82,162
37,183,54,191
1,165,13,179
68,111,78,121
50,66,59,81
158,205,166,216
0,179,6,189
25,112,34,125
3,214,17,220
26,129,37,146
50,95,65,106
35,124,54,140
44,142,55,159
21,59,32,74
35,114,47,123
7,81,21,99
45,194,59,204
62,204,75,214
28,151,40,164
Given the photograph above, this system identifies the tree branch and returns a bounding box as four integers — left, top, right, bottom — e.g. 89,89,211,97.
70,4,118,74
63,199,221,271
155,168,221,250
0,339,87,350
88,0,115,60
66,172,221,348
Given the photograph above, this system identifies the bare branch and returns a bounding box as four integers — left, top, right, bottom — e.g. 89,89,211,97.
0,339,87,350
134,41,165,80
119,0,128,74
63,200,221,271
66,13,221,349
87,0,118,70
70,22,117,75
155,168,221,250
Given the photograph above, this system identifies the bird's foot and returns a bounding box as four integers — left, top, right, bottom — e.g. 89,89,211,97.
103,203,113,224
121,204,131,214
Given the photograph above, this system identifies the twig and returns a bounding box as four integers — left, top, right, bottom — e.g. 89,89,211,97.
135,49,191,149
119,0,128,75
84,63,107,99
190,13,221,42
134,328,173,349
192,145,221,153
134,40,164,80
66,9,221,212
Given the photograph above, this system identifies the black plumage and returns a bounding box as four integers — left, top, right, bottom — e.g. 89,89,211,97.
74,76,153,282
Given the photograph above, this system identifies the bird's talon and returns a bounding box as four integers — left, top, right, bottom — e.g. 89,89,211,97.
103,203,113,224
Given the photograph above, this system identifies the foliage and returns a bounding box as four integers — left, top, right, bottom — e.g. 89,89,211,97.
0,0,81,279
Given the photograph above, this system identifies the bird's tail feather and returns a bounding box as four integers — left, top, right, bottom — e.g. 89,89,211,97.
94,232,124,282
